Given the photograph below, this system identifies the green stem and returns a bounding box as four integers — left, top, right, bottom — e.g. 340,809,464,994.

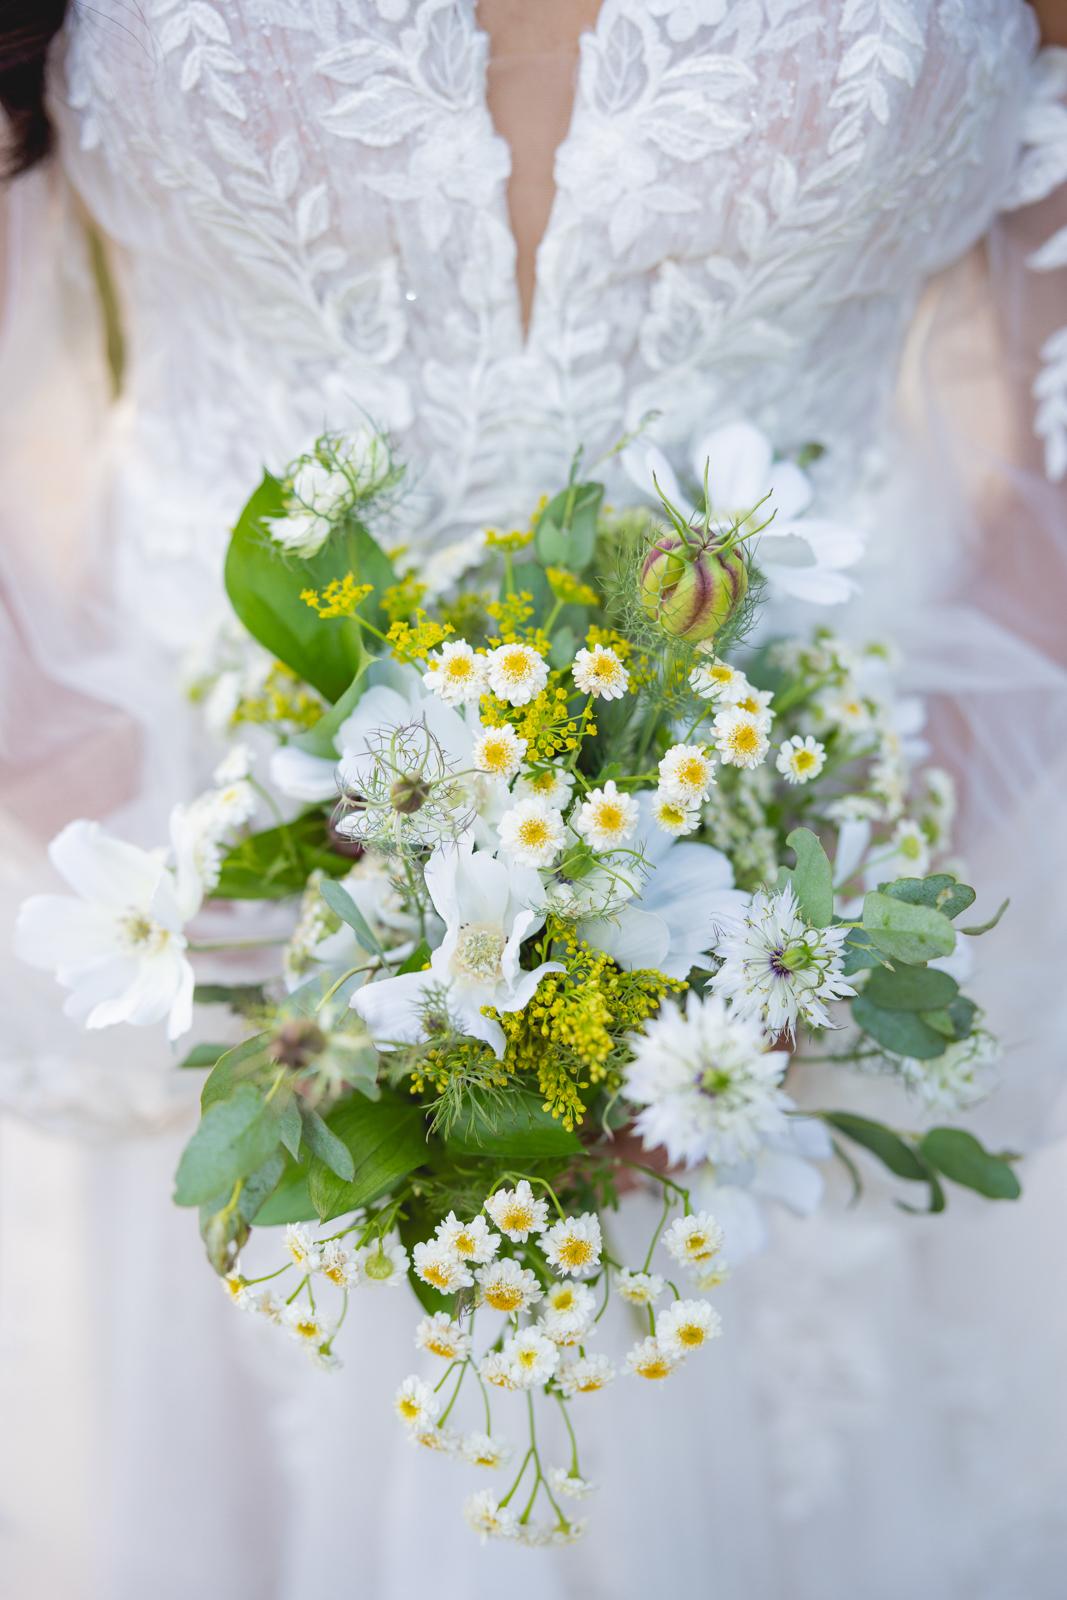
642,1189,672,1274
555,1391,580,1477
499,1447,535,1509
438,1360,467,1425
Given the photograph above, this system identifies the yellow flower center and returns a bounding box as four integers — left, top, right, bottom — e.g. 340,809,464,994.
118,910,166,953
677,1324,705,1347
900,834,922,859
658,802,686,827
454,1232,477,1257
516,1348,539,1369
446,657,473,680
398,1397,421,1420
551,1288,576,1312
530,770,557,794
423,1262,453,1290
677,758,707,787
710,665,732,684
293,1317,319,1341
480,737,514,773
500,1203,534,1232
427,1336,455,1357
595,802,625,832
485,1284,524,1312
518,817,552,850
576,1375,604,1392
736,696,760,714
728,725,762,756
793,749,817,772
323,1264,346,1286
638,1358,672,1379
454,924,506,982
500,648,531,682
558,1237,595,1268
591,656,619,681
685,1232,711,1257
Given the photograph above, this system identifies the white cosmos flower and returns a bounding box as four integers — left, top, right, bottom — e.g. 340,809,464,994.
614,1269,665,1305
472,724,527,781
497,797,567,868
777,734,826,785
351,843,563,1059
713,707,770,769
412,1241,474,1294
502,1327,560,1387
511,762,575,809
711,883,854,1032
484,1181,550,1241
625,992,792,1167
571,644,629,700
656,1298,722,1356
415,1313,473,1360
476,1257,544,1314
556,1354,616,1396
650,790,701,837
423,640,489,705
486,642,550,706
624,1336,683,1380
464,1490,519,1543
658,743,717,805
547,1467,599,1500
543,1213,603,1277
573,781,640,851
461,1433,514,1469
394,1375,440,1431
15,808,203,1042
663,1212,725,1265
434,1212,500,1265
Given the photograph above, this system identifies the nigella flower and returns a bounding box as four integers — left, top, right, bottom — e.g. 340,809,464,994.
624,992,791,1167
710,884,854,1033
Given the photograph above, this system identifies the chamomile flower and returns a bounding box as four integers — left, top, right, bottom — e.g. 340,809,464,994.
497,797,567,868
656,1298,722,1356
461,1433,514,1469
650,789,701,837
464,1490,519,1543
434,1211,500,1265
284,1223,321,1272
512,763,576,809
221,1270,251,1309
539,1280,596,1334
571,643,630,700
352,1241,409,1288
625,1336,683,1380
730,685,774,731
213,744,254,784
252,1288,285,1322
548,1466,599,1500
394,1376,440,1431
543,1213,602,1277
475,1258,544,1313
573,781,640,851
688,1257,731,1291
817,688,872,732
614,1269,665,1306
663,1211,724,1266
711,883,854,1032
886,818,932,878
472,724,528,781
484,1180,550,1241
410,1424,461,1456
689,651,748,701
776,734,826,785
556,1354,616,1396
422,640,489,706
486,642,550,706
479,1351,523,1390
415,1313,473,1361
283,1302,335,1349
318,1240,355,1289
503,1327,560,1387
412,1241,474,1294
713,707,770,769
658,743,717,805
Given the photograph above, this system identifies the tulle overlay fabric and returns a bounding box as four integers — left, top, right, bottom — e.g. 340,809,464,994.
2,2,1067,1595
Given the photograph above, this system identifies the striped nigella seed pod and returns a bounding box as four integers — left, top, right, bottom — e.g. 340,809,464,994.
638,528,747,643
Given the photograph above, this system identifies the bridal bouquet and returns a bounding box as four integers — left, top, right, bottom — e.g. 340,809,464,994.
15,428,1019,1547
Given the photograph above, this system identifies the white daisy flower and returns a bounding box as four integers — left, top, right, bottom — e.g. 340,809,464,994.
464,1490,519,1544
625,1336,684,1380
394,1375,440,1431
415,1313,473,1360
422,640,489,706
816,688,872,732
711,883,854,1032
656,1298,723,1356
886,818,932,879
497,798,567,868
573,781,640,851
479,1351,523,1390
512,763,576,809
543,1213,603,1278
898,1030,998,1113
434,1212,501,1265
539,1280,596,1333
650,789,701,837
318,1240,356,1289
776,734,826,785
484,1181,550,1241
486,642,550,706
475,1257,544,1314
410,1423,462,1456
547,1519,590,1545
547,1466,599,1500
308,1345,342,1374
688,1257,731,1291
221,1270,251,1310
503,1327,561,1387
658,743,717,805
472,724,528,781
614,1269,665,1306
252,1289,285,1322
412,1241,474,1294
556,1354,616,1396
213,743,254,785
352,1240,410,1288
688,652,748,702
729,685,775,731
571,643,630,700
461,1433,514,1470
713,707,770,769
663,1211,725,1266
284,1223,321,1273
282,1302,335,1349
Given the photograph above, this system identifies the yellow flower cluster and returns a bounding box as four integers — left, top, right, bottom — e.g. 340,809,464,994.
238,663,325,732
387,610,454,663
546,568,600,607
484,527,535,554
481,683,594,760
484,591,542,647
585,623,654,689
381,575,428,623
300,574,374,618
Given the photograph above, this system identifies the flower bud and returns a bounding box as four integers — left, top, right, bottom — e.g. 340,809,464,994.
390,773,431,814
639,528,747,642
269,1018,327,1069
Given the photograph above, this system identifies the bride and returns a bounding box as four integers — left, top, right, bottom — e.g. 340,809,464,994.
3,2,1067,1596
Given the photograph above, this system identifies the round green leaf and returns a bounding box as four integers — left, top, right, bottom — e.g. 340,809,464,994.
862,891,956,965
919,1128,1021,1200
851,993,947,1059
862,965,958,1012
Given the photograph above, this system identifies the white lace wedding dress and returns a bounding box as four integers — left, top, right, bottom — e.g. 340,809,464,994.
3,3,1067,1597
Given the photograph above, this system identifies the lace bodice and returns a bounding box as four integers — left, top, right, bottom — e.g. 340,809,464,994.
54,0,1040,591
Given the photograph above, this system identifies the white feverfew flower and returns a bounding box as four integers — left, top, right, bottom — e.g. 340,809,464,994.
423,640,489,706
472,724,528,781
543,1213,603,1277
614,1269,665,1306
659,742,717,805
464,1490,519,1544
252,1288,285,1323
284,1223,321,1273
415,1313,473,1360
650,788,701,837
713,707,770,769
434,1212,500,1265
711,883,854,1033
573,781,640,851
476,1257,544,1314
817,687,872,733
213,743,254,784
479,1351,523,1390
485,1181,550,1241
222,1270,251,1310
625,1336,684,1380
352,1241,409,1288
548,1466,599,1500
412,1241,474,1294
462,1432,514,1469
556,1354,616,1396
689,651,748,702
540,1280,596,1333
663,1211,725,1266
730,685,775,731
318,1240,355,1289
283,1302,335,1349
657,1298,723,1356
497,798,567,868
886,818,932,879
503,1327,560,1387
688,1257,732,1291
625,992,791,1167
572,643,630,700
486,642,550,706
776,734,826,785
512,762,576,809
410,1423,461,1457
898,1029,999,1113
394,1376,441,1432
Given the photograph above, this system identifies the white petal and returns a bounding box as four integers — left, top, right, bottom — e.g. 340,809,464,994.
350,969,436,1046
692,422,772,510
833,819,871,887
48,820,160,908
86,945,187,1030
335,685,414,755
167,806,206,922
579,906,671,971
269,745,338,801
620,444,694,517
14,895,120,970
691,1177,770,1263
751,1150,825,1216
62,954,142,1023
779,517,865,570
495,961,565,1016
766,459,812,519
761,565,859,604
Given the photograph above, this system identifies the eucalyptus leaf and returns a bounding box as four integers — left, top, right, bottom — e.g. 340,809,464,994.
918,1007,959,1039
840,927,889,976
319,878,387,960
446,1088,582,1159
253,1154,320,1225
273,1092,303,1160
534,482,603,569
820,1111,927,1182
785,827,833,927
237,1148,288,1223
549,624,577,669
961,898,1010,937
201,1033,271,1111
175,1085,282,1207
397,939,433,976
878,874,975,920
299,1101,356,1182
862,890,955,965
211,811,352,900
851,993,947,1059
179,1042,229,1070
307,1092,428,1221
862,965,958,1013
919,1128,1021,1200
946,996,978,1039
